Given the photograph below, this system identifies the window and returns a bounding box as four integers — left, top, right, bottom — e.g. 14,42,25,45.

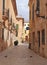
7,9,9,21
2,28,4,40
37,31,40,47
16,24,19,30
42,29,45,45
32,32,35,46
16,30,18,37
10,16,12,24
36,0,40,11
13,23,15,28
16,24,19,37
30,9,31,20
32,4,34,21
3,0,5,15
25,30,26,34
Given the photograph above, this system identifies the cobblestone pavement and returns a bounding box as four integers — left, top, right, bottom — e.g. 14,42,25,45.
0,43,47,65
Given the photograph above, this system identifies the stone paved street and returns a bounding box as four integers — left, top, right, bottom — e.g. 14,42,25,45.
0,43,47,65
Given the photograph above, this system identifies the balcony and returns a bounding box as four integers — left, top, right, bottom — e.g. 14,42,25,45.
2,9,8,21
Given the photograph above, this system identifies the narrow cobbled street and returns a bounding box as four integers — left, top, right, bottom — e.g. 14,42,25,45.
0,43,47,65
0,0,47,65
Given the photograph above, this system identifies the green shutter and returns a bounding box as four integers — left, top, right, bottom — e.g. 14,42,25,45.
16,24,18,30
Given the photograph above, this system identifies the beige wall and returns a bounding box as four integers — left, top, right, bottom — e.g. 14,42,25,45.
0,0,17,51
3,0,17,46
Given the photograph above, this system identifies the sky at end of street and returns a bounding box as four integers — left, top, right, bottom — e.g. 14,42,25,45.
16,0,29,22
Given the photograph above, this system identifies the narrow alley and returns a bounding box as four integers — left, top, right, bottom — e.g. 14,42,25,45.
0,0,47,65
0,44,47,65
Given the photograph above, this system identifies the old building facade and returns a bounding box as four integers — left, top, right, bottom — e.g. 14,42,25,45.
0,0,17,51
29,0,47,58
16,17,24,44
